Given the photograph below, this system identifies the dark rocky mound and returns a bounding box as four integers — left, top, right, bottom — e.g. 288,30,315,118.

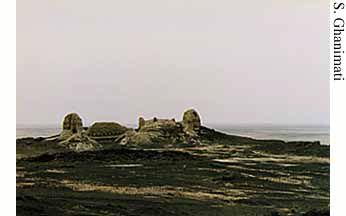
87,122,129,137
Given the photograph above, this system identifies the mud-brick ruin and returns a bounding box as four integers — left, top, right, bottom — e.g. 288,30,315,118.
182,109,201,135
60,113,83,139
58,109,203,151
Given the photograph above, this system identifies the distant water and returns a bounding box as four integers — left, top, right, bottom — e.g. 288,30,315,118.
209,124,329,145
16,126,60,139
16,124,330,145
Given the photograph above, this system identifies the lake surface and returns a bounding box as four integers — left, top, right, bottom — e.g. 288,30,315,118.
208,124,329,145
16,124,329,145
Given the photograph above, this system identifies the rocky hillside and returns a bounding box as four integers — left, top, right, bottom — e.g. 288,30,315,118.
16,109,329,216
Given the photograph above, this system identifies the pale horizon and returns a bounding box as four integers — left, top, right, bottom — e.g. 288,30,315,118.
17,1,329,126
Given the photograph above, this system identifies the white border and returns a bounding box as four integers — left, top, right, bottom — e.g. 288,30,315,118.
0,0,16,215
330,1,346,215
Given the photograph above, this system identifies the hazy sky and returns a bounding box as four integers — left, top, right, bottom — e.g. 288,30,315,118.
17,0,329,126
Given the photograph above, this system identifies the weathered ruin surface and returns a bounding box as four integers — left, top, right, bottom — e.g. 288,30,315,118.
182,108,201,135
56,109,205,147
54,110,203,150
58,113,102,151
59,132,102,152
87,122,129,137
138,117,145,130
118,109,203,146
60,113,83,139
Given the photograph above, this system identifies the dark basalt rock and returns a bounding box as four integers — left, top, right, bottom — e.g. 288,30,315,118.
302,208,330,216
87,122,129,137
23,148,198,163
16,137,40,146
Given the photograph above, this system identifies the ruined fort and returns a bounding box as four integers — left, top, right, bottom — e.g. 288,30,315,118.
56,108,205,151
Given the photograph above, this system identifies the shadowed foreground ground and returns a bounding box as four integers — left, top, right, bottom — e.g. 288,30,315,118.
16,130,329,216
